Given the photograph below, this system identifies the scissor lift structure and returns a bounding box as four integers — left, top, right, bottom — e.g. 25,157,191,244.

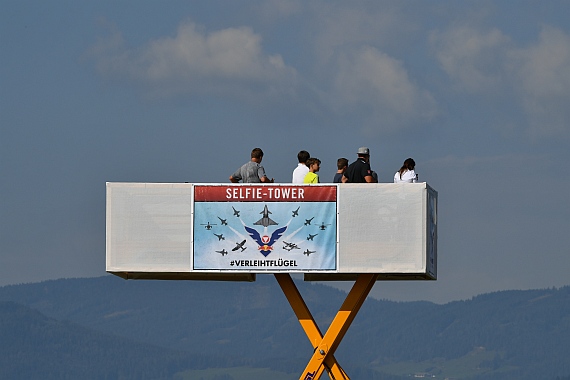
106,182,437,379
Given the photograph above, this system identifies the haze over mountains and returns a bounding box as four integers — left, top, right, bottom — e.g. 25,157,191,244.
1,275,569,379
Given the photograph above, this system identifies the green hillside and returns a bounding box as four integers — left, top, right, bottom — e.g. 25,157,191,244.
0,301,254,379
1,276,569,379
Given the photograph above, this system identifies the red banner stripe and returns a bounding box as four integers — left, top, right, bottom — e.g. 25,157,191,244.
194,185,337,202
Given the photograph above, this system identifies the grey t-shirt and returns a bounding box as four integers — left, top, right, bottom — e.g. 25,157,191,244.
232,161,266,183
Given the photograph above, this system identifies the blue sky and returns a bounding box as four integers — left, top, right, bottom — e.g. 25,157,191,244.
2,1,569,303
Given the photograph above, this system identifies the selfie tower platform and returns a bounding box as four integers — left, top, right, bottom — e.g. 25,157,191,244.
106,182,438,380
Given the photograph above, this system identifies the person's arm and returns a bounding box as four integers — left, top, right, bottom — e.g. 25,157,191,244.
363,164,377,183
257,165,274,183
230,168,241,183
364,175,376,183
411,170,418,183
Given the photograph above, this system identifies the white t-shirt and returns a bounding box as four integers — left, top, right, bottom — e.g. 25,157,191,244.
292,163,309,183
394,169,418,183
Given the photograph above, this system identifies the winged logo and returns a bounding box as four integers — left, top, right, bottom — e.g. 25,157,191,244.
245,225,288,257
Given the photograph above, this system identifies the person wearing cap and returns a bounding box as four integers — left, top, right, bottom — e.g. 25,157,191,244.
342,147,377,183
229,148,274,183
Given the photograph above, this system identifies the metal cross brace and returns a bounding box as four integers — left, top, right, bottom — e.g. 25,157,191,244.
275,273,379,380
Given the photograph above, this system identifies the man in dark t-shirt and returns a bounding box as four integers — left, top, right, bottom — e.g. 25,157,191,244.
342,147,377,183
333,157,348,183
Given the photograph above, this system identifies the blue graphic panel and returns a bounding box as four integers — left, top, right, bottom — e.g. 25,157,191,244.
193,202,337,271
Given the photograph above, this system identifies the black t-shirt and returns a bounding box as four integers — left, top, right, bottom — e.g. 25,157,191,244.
343,158,372,183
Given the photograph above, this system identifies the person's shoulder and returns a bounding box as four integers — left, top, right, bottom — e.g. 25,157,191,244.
303,171,316,182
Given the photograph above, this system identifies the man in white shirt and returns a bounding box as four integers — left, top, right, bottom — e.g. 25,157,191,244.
292,150,310,183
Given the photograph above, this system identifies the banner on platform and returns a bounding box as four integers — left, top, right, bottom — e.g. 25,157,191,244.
193,185,337,271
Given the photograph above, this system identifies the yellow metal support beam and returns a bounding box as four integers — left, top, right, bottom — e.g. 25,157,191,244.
274,274,348,379
275,273,379,380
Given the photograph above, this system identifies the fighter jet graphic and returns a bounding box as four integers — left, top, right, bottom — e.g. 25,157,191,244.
303,249,315,256
253,205,278,227
318,222,331,231
213,233,225,241
232,240,247,252
217,216,228,226
304,217,314,226
201,222,216,230
283,241,300,251
292,206,300,217
216,249,228,256
306,233,318,241
232,206,240,217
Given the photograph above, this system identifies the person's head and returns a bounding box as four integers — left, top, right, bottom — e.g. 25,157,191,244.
251,148,264,162
398,158,415,176
403,158,415,170
357,147,370,162
297,150,310,164
306,157,321,173
337,158,348,172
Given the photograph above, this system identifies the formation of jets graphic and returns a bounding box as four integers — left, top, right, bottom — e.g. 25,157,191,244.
203,206,329,259
254,205,278,227
232,240,247,252
306,233,318,241
303,249,315,256
283,241,300,251
201,222,216,230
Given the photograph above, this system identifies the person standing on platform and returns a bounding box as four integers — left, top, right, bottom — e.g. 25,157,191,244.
303,158,321,184
394,158,418,183
333,157,348,183
229,148,274,183
292,150,310,183
342,147,377,183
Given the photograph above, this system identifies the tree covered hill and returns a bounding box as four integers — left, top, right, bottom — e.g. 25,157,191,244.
0,301,251,380
0,275,569,379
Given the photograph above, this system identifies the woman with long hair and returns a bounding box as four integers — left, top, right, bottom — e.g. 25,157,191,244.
394,158,418,183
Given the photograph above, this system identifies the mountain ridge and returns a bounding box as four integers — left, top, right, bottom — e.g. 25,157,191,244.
1,275,569,379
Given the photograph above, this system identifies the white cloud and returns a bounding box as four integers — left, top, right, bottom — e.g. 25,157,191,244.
331,46,437,133
431,24,570,139
89,17,437,134
90,22,298,101
430,26,511,92
512,26,570,138
310,4,416,66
